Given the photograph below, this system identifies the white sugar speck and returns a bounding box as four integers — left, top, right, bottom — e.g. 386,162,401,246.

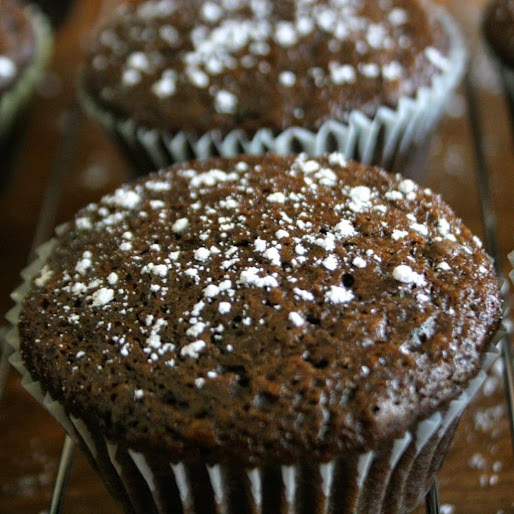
334,219,356,237
181,340,207,359
437,218,450,236
239,267,278,288
203,284,220,298
254,238,267,252
215,90,238,114
172,218,189,234
328,152,348,167
389,8,408,25
391,229,408,241
322,255,339,271
279,71,296,87
122,68,141,86
76,217,92,230
275,22,298,47
350,186,371,203
75,256,92,275
294,288,315,301
359,62,380,78
202,1,222,22
134,389,144,401
127,52,150,71
194,247,211,262
392,265,426,286
411,222,429,237
267,192,286,204
399,179,416,195
349,186,372,212
382,61,403,81
91,288,115,307
289,312,305,327
329,63,356,84
143,263,168,277
187,68,210,88
218,302,232,315
352,257,366,268
325,285,354,305
146,180,171,192
0,56,17,80
152,73,177,97
105,188,141,209
195,377,206,389
263,247,281,266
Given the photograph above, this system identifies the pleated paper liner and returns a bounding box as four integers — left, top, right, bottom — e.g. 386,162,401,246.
509,252,514,284
79,7,466,180
0,5,52,139
5,228,505,514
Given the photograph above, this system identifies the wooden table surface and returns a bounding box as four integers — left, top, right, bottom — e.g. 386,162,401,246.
0,1,513,513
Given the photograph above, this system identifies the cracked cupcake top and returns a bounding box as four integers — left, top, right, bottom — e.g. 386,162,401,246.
19,154,501,464
82,0,450,135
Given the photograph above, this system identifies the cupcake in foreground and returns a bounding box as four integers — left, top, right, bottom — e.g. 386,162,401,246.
8,153,503,513
0,0,51,139
483,0,514,132
80,0,466,176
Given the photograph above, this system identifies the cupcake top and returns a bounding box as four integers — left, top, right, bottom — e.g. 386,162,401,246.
484,0,514,67
0,0,36,96
82,0,451,136
19,154,502,465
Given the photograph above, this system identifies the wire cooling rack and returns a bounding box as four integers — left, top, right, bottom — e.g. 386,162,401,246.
0,6,513,514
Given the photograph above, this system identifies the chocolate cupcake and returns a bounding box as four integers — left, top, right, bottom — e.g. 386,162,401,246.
0,0,51,139
483,0,514,131
79,0,466,176
29,0,75,27
7,153,503,513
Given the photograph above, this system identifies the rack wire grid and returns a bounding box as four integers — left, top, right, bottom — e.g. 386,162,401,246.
0,3,513,513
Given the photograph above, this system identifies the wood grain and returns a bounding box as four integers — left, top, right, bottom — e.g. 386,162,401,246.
0,1,512,513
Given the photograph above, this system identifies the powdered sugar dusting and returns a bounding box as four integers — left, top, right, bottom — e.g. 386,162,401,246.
26,153,498,422
90,0,447,120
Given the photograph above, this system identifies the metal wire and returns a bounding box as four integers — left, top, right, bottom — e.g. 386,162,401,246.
499,67,514,148
465,70,514,453
425,480,440,514
50,436,76,514
0,327,9,404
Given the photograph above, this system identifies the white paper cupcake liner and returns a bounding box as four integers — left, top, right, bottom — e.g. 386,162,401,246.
5,234,505,513
0,5,52,139
79,7,466,178
509,251,514,287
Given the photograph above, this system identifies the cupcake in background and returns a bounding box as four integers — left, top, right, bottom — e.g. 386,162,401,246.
0,0,51,187
483,0,514,136
0,0,51,138
8,153,503,514
79,0,467,178
29,0,75,27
